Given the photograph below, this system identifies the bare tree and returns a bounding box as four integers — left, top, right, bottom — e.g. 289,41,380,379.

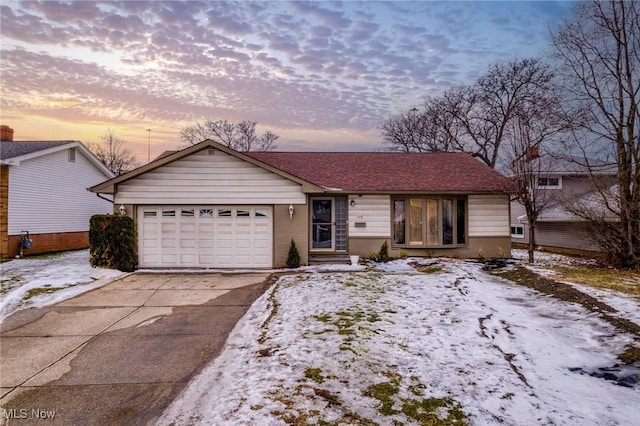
180,120,278,152
380,107,431,152
505,107,565,263
380,58,559,168
381,98,463,153
552,0,640,268
89,129,139,176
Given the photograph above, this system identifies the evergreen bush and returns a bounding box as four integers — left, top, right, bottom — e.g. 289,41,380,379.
89,214,137,272
286,239,300,268
378,241,390,263
370,241,390,263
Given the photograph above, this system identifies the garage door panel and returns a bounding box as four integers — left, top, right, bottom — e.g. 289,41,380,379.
253,238,270,249
162,238,178,248
236,239,251,249
199,239,214,248
143,255,160,264
180,224,196,233
216,239,233,249
140,206,273,268
144,239,158,248
181,239,196,248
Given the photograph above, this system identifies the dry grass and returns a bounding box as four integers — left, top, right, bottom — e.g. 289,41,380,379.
549,265,640,297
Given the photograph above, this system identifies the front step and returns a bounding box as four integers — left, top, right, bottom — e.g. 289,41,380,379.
308,255,352,264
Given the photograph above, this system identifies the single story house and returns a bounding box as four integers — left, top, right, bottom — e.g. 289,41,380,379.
90,140,512,268
0,125,115,258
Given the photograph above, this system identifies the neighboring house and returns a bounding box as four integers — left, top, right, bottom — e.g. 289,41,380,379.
0,125,115,258
509,152,617,254
90,140,512,269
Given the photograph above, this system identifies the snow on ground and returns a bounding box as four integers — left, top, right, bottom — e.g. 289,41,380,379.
159,258,640,426
512,248,640,326
511,248,598,266
0,249,125,321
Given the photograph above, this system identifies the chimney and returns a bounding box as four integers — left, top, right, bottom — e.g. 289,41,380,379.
1,125,14,141
526,146,539,160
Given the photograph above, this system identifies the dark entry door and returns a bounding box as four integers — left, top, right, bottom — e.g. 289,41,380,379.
311,199,333,250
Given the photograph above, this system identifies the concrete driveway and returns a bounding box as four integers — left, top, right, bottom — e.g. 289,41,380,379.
0,272,272,425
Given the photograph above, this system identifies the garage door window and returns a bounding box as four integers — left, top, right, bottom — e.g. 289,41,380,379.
181,209,195,217
256,210,269,218
144,210,157,218
162,209,176,217
200,209,213,218
237,210,251,217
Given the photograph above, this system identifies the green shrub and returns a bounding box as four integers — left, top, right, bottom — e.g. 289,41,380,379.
286,239,300,268
370,241,390,263
89,214,137,272
378,241,390,263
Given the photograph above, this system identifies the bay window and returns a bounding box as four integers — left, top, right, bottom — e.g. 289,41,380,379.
392,197,467,247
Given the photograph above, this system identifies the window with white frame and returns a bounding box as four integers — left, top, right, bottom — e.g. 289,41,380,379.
68,148,76,162
536,176,561,189
511,225,525,238
393,197,466,247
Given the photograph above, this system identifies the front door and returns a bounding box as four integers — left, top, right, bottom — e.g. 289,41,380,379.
311,198,333,250
310,197,348,252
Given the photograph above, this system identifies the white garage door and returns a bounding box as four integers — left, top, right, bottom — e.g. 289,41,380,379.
139,206,272,268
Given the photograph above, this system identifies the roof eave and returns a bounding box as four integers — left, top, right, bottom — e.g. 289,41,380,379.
90,140,325,194
321,189,511,195
2,141,114,179
2,141,78,165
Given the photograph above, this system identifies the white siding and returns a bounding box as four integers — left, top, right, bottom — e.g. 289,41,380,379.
115,150,306,205
8,149,113,234
468,195,510,237
348,195,391,237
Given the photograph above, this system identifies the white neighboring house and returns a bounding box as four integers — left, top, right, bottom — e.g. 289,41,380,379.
0,126,115,258
509,153,617,254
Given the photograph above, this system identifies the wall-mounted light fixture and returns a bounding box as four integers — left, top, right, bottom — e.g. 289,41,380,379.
288,203,294,219
119,204,126,215
350,199,356,207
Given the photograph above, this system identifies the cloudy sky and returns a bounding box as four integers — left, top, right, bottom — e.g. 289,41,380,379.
1,1,575,162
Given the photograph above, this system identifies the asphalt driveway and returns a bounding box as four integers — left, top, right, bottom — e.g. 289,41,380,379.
0,272,272,425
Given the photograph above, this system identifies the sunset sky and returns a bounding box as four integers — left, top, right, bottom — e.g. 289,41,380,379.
1,1,575,163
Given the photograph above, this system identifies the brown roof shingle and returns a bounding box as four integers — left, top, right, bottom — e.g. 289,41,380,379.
248,151,510,193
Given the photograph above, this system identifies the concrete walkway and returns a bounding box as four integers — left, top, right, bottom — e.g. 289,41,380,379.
0,272,272,425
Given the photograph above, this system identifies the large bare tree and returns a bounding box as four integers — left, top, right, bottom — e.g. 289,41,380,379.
505,104,566,263
88,129,139,176
180,120,278,152
552,0,640,268
381,58,559,168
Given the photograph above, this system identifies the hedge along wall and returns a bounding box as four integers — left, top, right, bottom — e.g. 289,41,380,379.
89,214,137,272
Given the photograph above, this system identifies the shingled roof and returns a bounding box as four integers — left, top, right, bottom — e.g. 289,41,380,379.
0,140,76,160
248,151,510,193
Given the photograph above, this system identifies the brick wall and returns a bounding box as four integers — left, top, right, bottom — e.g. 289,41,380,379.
5,231,90,258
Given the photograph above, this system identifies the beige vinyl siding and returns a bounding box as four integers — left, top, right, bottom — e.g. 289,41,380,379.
468,194,510,237
116,150,306,205
534,222,600,252
348,195,391,237
8,149,113,234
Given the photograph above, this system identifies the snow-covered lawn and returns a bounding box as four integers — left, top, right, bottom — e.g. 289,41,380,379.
2,250,638,424
0,249,125,321
160,258,640,426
